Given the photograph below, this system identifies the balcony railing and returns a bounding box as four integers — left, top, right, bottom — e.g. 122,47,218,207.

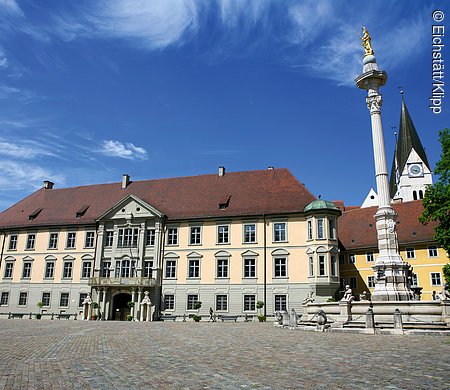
88,277,157,287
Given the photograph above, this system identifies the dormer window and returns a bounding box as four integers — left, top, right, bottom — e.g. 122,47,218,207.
28,208,42,221
76,205,89,218
219,195,231,210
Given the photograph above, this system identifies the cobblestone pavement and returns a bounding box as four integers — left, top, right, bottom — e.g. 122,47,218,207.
0,319,448,390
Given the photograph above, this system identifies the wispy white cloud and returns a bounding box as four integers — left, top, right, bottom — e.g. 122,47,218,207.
0,47,7,67
0,159,65,191
0,139,58,159
99,139,148,160
0,0,23,16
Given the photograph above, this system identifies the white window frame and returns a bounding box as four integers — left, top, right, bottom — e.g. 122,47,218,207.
3,262,14,279
216,258,229,278
59,292,70,307
105,231,114,247
318,255,326,276
367,276,375,288
187,294,199,311
309,256,314,277
1,291,9,306
143,260,153,278
8,234,17,251
18,292,28,306
431,272,442,286
274,257,287,278
165,260,177,279
348,254,356,264
146,229,156,246
366,252,374,262
329,218,336,240
188,259,200,279
273,222,287,243
274,294,287,311
406,247,415,259
164,294,175,311
85,231,95,248
317,218,325,239
189,226,202,245
66,232,76,249
243,295,256,312
243,258,256,278
215,294,228,312
331,255,337,276
48,233,58,249
217,225,230,244
307,220,313,240
243,224,256,244
22,262,32,279
26,234,35,250
167,227,178,246
62,261,73,279
428,245,438,258
81,261,92,279
45,261,55,279
42,292,51,307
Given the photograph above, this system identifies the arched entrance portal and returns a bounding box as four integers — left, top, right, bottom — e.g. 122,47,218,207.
112,293,132,321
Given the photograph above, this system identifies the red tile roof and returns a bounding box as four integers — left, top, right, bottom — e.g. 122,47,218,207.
338,200,437,250
0,169,316,229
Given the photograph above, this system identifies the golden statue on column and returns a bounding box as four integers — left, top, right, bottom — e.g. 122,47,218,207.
361,26,374,57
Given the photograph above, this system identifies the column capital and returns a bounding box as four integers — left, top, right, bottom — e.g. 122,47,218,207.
366,95,382,114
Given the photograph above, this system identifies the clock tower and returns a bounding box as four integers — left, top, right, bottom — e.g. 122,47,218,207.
389,93,433,202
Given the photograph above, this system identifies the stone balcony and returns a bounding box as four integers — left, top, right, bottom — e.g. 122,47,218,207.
88,277,157,288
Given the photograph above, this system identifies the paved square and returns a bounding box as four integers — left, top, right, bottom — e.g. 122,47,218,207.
0,319,448,389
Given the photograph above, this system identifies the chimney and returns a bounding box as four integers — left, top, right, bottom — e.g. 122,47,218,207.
122,174,130,189
43,180,54,189
218,166,225,177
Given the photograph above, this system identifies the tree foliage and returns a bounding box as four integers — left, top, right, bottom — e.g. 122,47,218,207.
419,128,450,257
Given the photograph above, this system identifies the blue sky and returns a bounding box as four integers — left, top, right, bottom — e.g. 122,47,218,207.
0,0,448,209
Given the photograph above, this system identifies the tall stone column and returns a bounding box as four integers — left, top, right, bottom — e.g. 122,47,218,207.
355,28,412,301
93,224,104,277
101,288,107,321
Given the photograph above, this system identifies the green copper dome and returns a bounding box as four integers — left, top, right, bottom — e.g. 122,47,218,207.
304,199,340,213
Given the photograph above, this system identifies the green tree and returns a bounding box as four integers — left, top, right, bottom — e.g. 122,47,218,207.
419,128,450,261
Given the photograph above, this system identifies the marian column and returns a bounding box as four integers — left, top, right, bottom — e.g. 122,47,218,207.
355,27,412,301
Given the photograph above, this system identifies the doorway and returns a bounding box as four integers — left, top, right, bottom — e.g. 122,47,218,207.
112,293,132,321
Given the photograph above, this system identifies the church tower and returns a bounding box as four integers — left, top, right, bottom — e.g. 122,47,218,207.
390,93,433,202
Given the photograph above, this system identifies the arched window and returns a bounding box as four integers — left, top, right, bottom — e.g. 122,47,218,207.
419,190,424,199
413,191,417,200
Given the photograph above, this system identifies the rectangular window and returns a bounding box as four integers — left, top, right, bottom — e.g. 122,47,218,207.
274,295,287,311
8,235,17,250
274,223,286,242
146,229,156,246
431,272,442,286
45,262,55,279
368,276,375,288
190,226,201,245
217,225,229,244
66,232,76,249
1,292,9,306
317,219,324,239
243,295,256,311
319,255,326,276
118,228,139,247
63,262,73,279
428,245,438,258
18,292,27,306
274,258,287,278
78,293,88,307
348,254,356,264
81,262,92,279
167,228,178,246
244,258,256,278
143,260,153,278
26,234,35,250
217,259,229,278
105,231,114,247
307,220,313,240
164,295,175,310
406,247,415,259
101,261,111,277
48,233,58,249
411,273,418,286
243,224,256,243
85,232,95,248
165,260,176,278
22,262,32,279
188,259,200,278
349,276,357,289
331,255,337,276
187,294,199,310
59,292,69,307
366,252,374,262
329,219,336,239
216,295,228,311
42,292,51,307
309,256,314,277
4,263,13,278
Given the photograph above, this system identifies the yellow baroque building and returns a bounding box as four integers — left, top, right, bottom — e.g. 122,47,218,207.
0,168,342,320
338,200,447,300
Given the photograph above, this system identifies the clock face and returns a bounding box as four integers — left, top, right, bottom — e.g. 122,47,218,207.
408,163,424,177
